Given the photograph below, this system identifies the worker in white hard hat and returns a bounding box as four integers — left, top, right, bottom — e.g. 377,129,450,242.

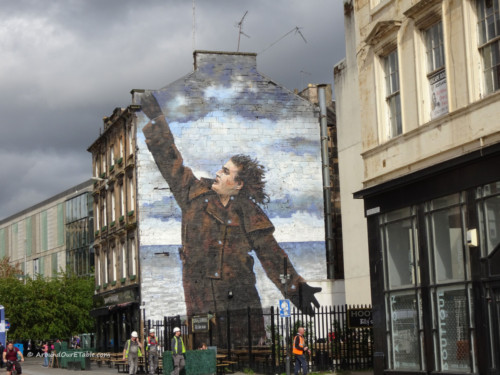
171,327,185,375
122,331,143,375
146,328,159,375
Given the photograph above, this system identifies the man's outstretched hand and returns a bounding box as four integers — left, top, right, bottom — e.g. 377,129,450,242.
140,92,163,120
290,283,322,316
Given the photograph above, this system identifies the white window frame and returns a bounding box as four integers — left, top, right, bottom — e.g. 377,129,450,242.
130,239,136,276
477,0,500,94
129,176,135,212
102,152,107,176
95,201,100,231
111,190,116,222
112,245,117,282
96,253,101,286
120,184,124,217
121,242,126,279
384,49,403,138
128,126,134,156
425,21,448,120
110,145,115,167
104,250,109,284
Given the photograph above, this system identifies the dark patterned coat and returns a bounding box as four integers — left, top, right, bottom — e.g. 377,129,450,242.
142,115,304,318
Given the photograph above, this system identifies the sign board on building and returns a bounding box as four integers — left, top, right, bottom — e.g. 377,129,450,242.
429,69,448,120
5,320,9,330
192,315,209,333
347,308,373,328
279,299,291,318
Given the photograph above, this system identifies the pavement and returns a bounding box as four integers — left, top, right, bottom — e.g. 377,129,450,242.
16,356,373,375
13,356,119,375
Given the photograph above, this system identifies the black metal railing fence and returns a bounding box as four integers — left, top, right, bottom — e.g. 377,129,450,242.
153,304,372,373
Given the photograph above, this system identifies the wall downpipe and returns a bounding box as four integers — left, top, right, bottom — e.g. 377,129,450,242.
318,84,335,279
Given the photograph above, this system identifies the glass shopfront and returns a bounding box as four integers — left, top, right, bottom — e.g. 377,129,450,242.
368,170,500,374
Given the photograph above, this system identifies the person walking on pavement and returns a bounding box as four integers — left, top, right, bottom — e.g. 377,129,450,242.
122,331,143,375
170,327,185,375
293,327,311,375
146,329,159,375
42,342,49,367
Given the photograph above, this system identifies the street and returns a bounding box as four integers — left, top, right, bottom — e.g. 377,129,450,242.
15,356,117,375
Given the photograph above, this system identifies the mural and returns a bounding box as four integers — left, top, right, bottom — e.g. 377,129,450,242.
135,53,326,335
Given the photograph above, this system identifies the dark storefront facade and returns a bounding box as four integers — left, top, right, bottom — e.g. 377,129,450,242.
91,285,141,352
356,144,500,375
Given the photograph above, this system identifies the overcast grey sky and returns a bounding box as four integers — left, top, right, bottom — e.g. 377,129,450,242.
0,0,346,221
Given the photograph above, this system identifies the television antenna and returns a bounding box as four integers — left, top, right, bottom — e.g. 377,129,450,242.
259,26,307,55
235,11,250,52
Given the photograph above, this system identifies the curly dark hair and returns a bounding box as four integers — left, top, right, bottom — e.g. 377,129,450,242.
230,154,269,204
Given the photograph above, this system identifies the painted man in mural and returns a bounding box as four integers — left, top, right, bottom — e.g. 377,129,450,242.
140,92,321,337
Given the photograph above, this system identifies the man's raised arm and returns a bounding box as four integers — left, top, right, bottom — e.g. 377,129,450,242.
140,92,196,206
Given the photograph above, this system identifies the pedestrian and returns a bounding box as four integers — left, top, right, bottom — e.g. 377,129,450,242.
42,342,49,367
198,343,207,350
146,329,159,375
170,327,185,375
293,327,310,375
0,341,4,368
122,331,143,375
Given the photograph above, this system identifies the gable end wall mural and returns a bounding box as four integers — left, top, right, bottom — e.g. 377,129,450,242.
135,53,326,324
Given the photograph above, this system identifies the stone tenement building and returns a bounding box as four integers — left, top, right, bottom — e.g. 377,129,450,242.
89,50,344,351
336,1,500,374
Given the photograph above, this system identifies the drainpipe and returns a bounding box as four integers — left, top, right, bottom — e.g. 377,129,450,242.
318,84,335,279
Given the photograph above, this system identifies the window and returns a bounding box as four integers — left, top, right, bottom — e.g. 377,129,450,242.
477,0,500,93
476,181,500,256
425,193,474,372
112,245,117,282
120,184,124,217
111,191,116,222
101,199,106,228
110,145,115,167
128,176,135,212
380,207,424,370
94,156,99,178
121,242,126,279
104,250,109,284
119,137,124,158
102,152,107,176
128,126,134,156
96,252,101,286
33,258,40,275
384,50,402,138
129,239,136,276
96,201,100,231
425,21,448,119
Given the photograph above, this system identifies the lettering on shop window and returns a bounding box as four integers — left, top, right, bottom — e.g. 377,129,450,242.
438,291,448,371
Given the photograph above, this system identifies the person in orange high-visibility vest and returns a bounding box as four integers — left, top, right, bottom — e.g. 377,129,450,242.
293,327,310,375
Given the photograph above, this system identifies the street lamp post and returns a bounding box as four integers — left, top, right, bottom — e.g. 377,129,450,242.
280,258,291,375
140,302,147,373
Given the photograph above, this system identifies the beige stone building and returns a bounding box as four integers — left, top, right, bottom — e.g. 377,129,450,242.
87,106,140,352
336,0,500,374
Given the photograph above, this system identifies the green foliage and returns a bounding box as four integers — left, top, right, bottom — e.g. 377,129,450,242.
0,271,95,341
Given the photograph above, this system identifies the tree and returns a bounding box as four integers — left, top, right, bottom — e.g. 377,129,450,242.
0,257,23,279
0,270,95,341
